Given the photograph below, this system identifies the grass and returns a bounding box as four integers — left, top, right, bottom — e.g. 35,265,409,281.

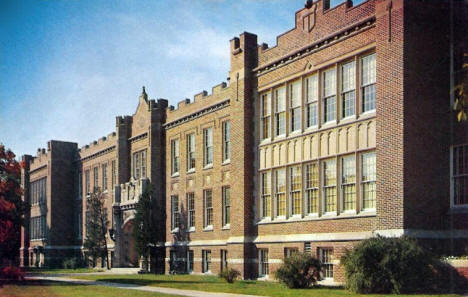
0,280,180,297
24,267,105,274
74,274,464,297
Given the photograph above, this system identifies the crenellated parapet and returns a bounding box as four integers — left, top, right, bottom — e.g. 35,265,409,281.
256,0,376,72
79,132,117,160
166,82,229,123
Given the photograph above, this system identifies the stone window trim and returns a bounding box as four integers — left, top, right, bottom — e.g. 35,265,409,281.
451,144,468,208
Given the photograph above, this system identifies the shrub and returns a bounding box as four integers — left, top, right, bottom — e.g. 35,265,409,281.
1,266,24,280
62,257,86,269
275,252,321,288
341,236,439,294
219,268,241,283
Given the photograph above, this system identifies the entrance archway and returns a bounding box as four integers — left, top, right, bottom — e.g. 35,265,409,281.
122,219,138,267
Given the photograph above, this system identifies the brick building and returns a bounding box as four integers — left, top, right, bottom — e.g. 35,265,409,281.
20,0,468,283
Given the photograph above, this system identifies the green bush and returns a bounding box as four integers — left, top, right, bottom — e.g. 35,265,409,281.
62,257,86,270
218,268,241,283
341,236,438,294
274,252,321,288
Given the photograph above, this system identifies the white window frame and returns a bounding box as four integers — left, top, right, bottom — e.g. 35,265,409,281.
322,159,337,214
261,171,272,219
289,166,302,217
289,80,302,133
203,189,213,228
222,186,230,227
341,61,356,119
341,155,356,212
451,144,468,208
305,163,319,215
187,192,195,230
222,121,231,163
322,68,337,124
361,53,376,113
202,250,212,273
187,133,195,172
275,168,287,218
319,248,334,280
274,87,286,137
203,128,213,167
261,92,271,140
171,195,179,231
258,249,269,277
305,74,319,128
171,139,180,175
361,151,376,211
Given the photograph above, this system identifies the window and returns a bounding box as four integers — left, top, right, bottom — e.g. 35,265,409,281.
171,195,179,230
202,250,211,273
169,250,176,272
261,92,271,139
187,250,194,273
204,128,213,166
102,163,108,191
85,170,90,194
452,145,468,206
221,250,228,271
323,159,337,213
306,74,318,127
111,160,116,188
30,215,46,240
204,189,213,228
31,177,46,205
261,171,271,218
275,168,286,217
222,186,230,226
342,156,356,211
341,61,356,118
187,133,195,171
274,87,286,136
289,80,302,132
284,248,299,258
323,68,337,123
305,163,319,214
290,166,302,216
76,210,82,239
222,121,231,162
78,172,82,199
258,249,269,277
133,150,147,179
171,139,180,174
93,166,99,190
319,248,334,279
361,152,376,210
361,53,376,112
304,242,312,253
187,192,195,228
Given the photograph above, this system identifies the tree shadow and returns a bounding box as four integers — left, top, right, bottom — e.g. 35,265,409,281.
169,204,190,274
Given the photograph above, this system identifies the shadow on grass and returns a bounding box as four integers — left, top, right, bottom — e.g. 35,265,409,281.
1,279,89,287
93,278,210,286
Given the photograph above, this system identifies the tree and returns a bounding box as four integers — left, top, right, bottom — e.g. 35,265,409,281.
133,186,158,272
83,187,109,269
0,144,28,266
454,54,468,121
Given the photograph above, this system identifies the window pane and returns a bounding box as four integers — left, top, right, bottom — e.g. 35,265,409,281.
306,74,318,103
323,68,336,97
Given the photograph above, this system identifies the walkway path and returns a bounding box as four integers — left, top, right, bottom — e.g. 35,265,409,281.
26,275,265,297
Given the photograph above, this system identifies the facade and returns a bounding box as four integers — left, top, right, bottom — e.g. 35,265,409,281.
20,0,468,283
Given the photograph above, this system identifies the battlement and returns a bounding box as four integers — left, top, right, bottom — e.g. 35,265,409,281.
79,132,117,159
256,0,375,69
166,82,229,122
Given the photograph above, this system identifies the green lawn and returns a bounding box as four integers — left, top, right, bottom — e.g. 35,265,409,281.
75,274,463,297
24,267,105,274
0,280,178,297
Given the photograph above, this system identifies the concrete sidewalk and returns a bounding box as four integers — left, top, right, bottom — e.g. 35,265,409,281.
27,275,265,297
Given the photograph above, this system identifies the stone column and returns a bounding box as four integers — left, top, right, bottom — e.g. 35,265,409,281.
112,185,123,267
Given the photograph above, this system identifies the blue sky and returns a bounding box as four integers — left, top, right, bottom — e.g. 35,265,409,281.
0,0,358,157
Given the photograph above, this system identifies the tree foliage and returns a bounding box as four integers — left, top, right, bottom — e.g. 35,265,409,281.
133,186,158,262
275,252,321,289
454,53,468,122
83,187,109,268
341,236,440,294
0,144,28,265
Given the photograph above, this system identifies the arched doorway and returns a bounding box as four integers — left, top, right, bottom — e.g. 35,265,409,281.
122,219,138,267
